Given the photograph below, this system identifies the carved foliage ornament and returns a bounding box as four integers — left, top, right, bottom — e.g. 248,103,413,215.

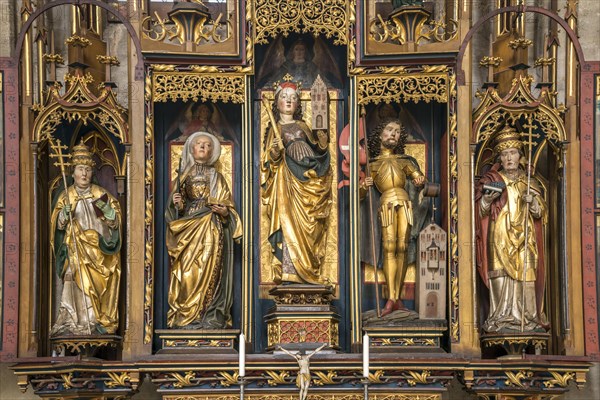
370,11,458,45
254,0,348,45
152,72,246,104
357,73,449,105
32,72,128,144
473,75,566,145
142,10,233,45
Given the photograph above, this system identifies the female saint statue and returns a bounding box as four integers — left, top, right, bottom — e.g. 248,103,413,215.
261,81,332,285
166,132,242,329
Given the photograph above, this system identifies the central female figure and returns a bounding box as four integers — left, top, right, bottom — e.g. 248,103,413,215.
261,81,332,285
166,131,242,329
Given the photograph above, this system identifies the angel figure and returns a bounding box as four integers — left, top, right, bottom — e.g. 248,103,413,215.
257,35,342,88
277,343,328,400
164,102,237,144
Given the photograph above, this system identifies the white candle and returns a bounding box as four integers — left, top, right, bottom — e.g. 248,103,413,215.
362,333,369,378
239,333,246,377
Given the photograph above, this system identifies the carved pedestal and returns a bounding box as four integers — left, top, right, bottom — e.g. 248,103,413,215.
51,335,122,358
481,332,550,358
265,284,340,352
364,319,447,352
155,329,240,354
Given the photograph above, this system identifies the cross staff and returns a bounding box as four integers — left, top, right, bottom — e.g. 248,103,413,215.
520,115,537,332
49,138,92,335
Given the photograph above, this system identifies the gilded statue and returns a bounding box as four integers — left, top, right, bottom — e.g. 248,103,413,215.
363,119,426,316
261,81,332,285
475,127,549,332
166,131,242,329
50,142,122,336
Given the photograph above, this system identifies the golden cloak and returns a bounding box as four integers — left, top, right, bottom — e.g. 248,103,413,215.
51,184,122,335
260,120,332,284
166,166,242,328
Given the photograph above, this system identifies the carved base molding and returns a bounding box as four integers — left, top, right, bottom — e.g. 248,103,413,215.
13,362,140,399
161,393,442,400
11,357,589,398
265,285,340,351
481,332,550,358
155,329,240,354
364,320,447,352
461,360,590,400
50,334,122,358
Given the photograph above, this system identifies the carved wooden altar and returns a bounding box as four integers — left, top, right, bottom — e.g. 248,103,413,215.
1,1,598,400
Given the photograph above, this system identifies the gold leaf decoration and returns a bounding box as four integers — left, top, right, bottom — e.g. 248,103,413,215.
106,372,130,388
152,73,245,103
312,370,337,386
368,370,386,384
405,370,431,386
544,371,575,388
264,370,290,386
217,371,239,387
151,64,177,72
62,373,74,389
508,37,533,49
171,371,197,388
504,370,533,388
357,74,449,105
254,0,347,45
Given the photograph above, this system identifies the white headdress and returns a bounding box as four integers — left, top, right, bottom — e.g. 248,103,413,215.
180,131,222,174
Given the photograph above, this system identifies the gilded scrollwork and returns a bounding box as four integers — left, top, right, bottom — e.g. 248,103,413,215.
544,371,575,388
152,72,245,104
369,12,458,46
106,372,131,388
374,338,437,347
405,370,431,386
217,372,239,387
142,10,233,45
356,73,449,105
312,371,338,386
503,370,533,388
254,0,348,45
265,370,291,386
417,13,458,43
61,373,74,390
367,370,386,384
274,292,333,305
171,371,198,388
